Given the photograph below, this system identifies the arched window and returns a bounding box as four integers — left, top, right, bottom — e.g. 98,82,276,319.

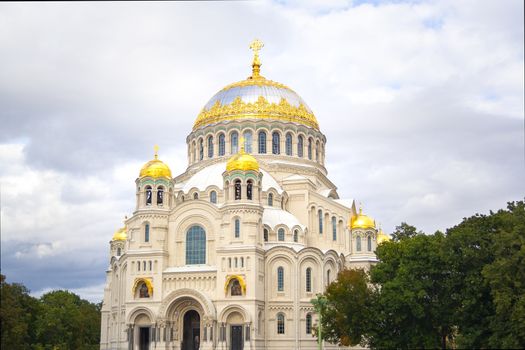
247,180,253,200
207,135,214,158
149,261,152,271
157,186,164,206
278,228,285,241
234,179,241,200
193,192,199,200
143,261,146,270
332,216,337,241
316,141,320,161
268,193,273,206
272,132,280,154
192,141,196,162
264,229,269,242
199,139,204,160
116,247,121,256
186,226,206,264
306,313,312,334
243,131,252,153
327,269,331,285
258,131,267,154
297,135,304,157
231,132,239,154
234,219,240,238
293,229,298,243
318,210,323,234
210,191,217,204
356,236,361,251
277,313,285,334
368,235,372,251
277,267,284,291
306,267,312,292
285,133,293,156
308,138,313,160
218,133,225,156
144,224,150,242
145,186,152,205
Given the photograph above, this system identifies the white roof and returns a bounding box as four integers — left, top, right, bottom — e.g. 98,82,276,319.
180,162,283,194
262,206,305,230
318,188,332,197
334,198,354,209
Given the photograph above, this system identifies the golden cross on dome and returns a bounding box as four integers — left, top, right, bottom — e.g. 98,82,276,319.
249,39,264,78
154,145,159,159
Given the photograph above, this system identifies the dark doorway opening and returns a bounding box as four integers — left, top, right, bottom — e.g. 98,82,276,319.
139,327,150,350
182,310,200,350
230,325,243,350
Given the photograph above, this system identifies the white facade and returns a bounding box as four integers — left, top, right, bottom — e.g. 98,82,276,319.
100,46,380,350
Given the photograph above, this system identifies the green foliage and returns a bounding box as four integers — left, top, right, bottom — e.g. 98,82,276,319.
391,222,423,242
0,275,101,350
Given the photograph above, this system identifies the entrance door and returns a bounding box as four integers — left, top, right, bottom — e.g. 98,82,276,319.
182,310,200,350
139,327,150,350
230,325,243,350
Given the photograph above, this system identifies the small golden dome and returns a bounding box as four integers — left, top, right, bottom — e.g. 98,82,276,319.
226,149,259,172
112,226,127,241
350,206,376,230
139,146,172,179
377,227,391,244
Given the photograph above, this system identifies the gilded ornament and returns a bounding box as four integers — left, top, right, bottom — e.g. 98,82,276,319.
139,146,172,179
350,205,376,230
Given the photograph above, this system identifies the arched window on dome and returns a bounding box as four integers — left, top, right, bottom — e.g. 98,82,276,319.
234,180,242,200
368,235,372,251
192,141,196,162
234,219,240,238
210,190,217,204
308,138,313,160
277,267,284,291
272,132,280,154
278,228,285,241
157,186,164,206
356,236,362,251
247,180,253,200
297,135,304,157
199,138,204,160
268,193,273,206
144,224,150,242
285,133,293,156
258,131,267,154
243,131,252,153
293,229,298,243
263,228,269,242
316,140,320,161
306,267,312,292
231,132,239,154
332,216,337,241
277,313,285,334
145,186,152,205
218,133,225,156
193,192,199,200
117,247,121,256
207,135,214,158
186,225,206,264
318,210,323,234
306,313,312,334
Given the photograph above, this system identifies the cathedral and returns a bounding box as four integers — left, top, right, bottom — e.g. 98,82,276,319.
100,40,390,350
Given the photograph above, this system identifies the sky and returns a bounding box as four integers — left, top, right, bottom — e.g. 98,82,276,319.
0,0,523,303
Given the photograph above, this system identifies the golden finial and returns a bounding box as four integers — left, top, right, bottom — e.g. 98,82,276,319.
249,39,264,78
154,145,159,160
359,202,363,214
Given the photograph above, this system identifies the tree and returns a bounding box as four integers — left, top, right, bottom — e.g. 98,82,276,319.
391,222,422,241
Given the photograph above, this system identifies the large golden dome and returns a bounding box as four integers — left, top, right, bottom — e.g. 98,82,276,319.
350,206,376,230
112,226,127,241
139,146,172,179
193,40,319,131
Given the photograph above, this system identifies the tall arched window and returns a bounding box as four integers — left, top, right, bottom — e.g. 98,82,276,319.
356,236,362,251
308,138,313,160
218,133,225,156
332,216,337,241
327,269,331,285
272,132,280,154
210,191,217,204
264,229,269,242
234,180,241,200
278,228,285,241
199,139,204,160
157,186,164,206
234,219,240,238
277,267,284,291
258,131,267,154
297,135,304,157
316,141,320,161
192,141,196,162
144,224,150,242
145,186,152,205
247,180,253,200
186,226,206,264
293,230,298,243
277,313,285,334
306,313,312,334
231,132,239,154
268,193,273,206
306,267,312,292
243,131,252,153
285,133,292,156
318,210,323,234
207,136,214,158
117,247,121,256
367,235,372,251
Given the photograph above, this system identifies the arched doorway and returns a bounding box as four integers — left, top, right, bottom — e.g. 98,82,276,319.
182,310,200,350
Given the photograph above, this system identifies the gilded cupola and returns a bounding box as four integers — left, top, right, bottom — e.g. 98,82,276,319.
112,226,127,241
139,146,172,179
377,226,391,244
193,39,319,131
226,138,259,172
350,206,376,230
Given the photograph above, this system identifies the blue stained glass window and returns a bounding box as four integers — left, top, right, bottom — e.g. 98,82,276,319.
308,139,312,160
207,136,214,158
318,210,323,234
210,191,217,204
272,132,280,154
219,134,225,156
199,139,204,160
244,131,252,153
258,131,267,154
297,135,304,157
277,267,284,291
186,226,206,264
